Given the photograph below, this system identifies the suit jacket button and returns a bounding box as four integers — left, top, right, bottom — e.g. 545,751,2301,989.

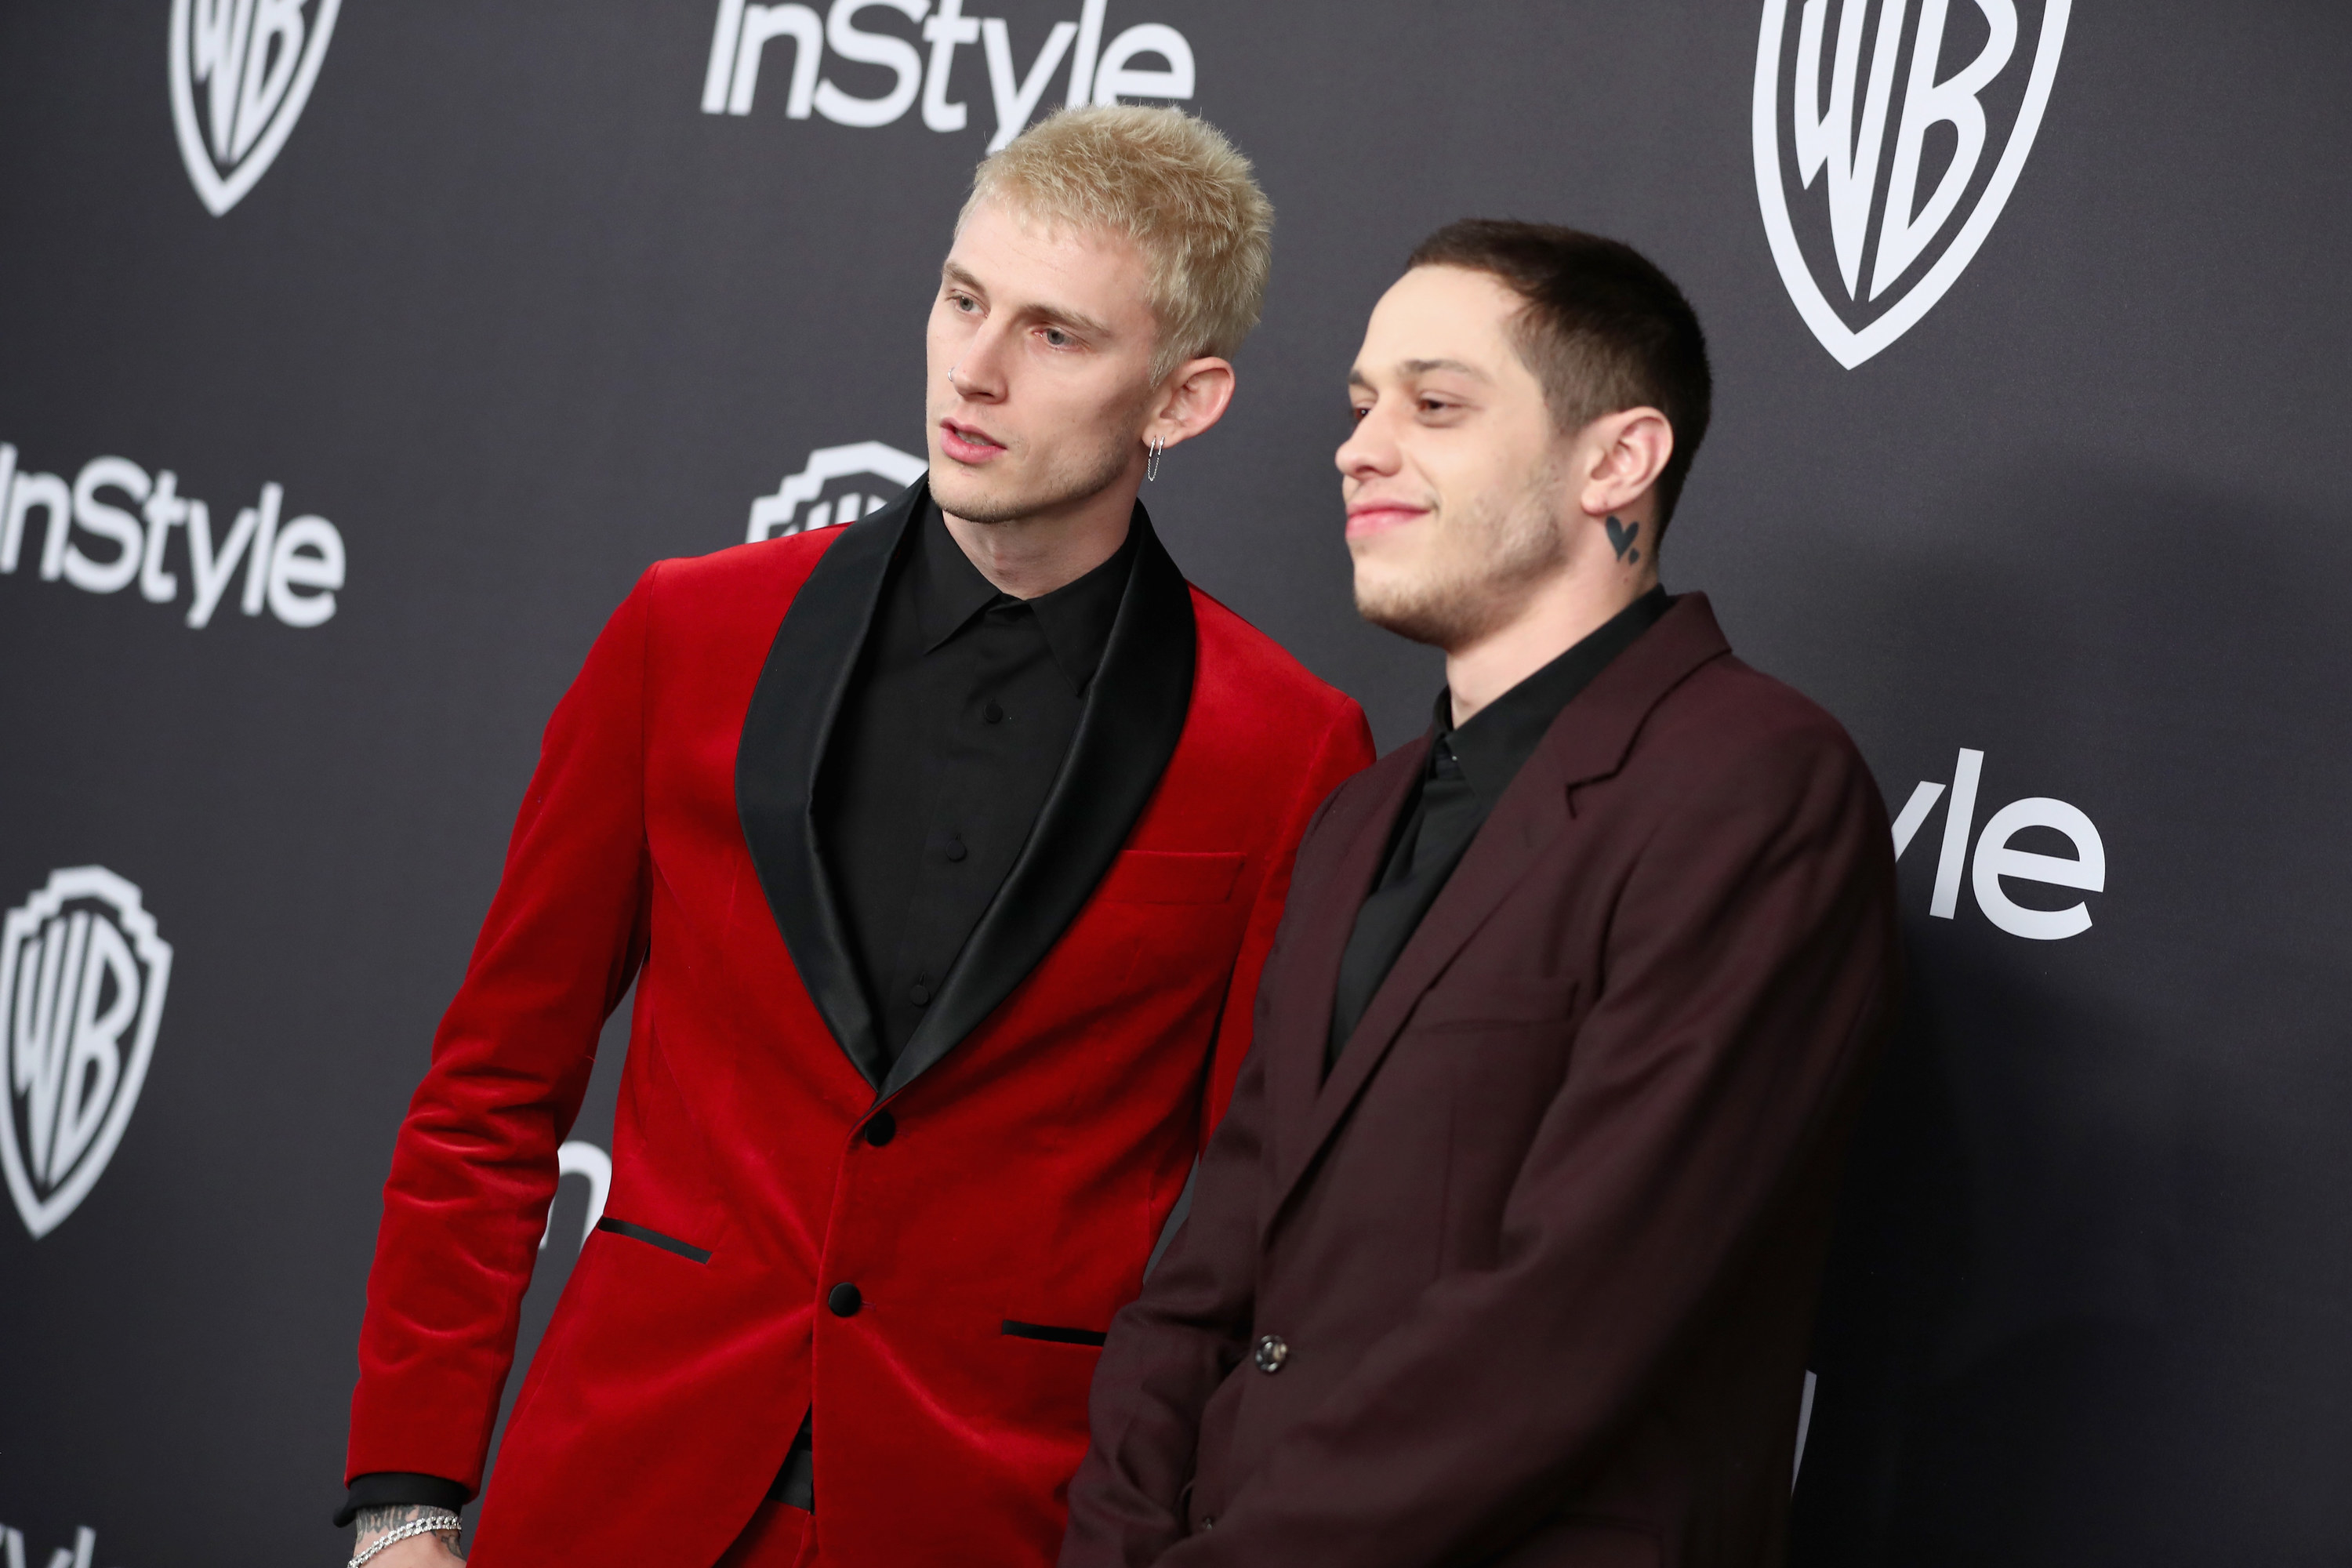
863,1110,897,1147
1253,1334,1288,1373
828,1283,862,1317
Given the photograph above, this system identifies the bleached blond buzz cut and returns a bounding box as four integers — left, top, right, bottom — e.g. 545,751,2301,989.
962,105,1274,383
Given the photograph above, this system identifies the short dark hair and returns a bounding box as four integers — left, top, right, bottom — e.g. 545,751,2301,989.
1407,220,1712,528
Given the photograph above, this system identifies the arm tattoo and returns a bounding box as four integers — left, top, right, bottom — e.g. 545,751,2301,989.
354,1504,466,1559
1604,514,1641,564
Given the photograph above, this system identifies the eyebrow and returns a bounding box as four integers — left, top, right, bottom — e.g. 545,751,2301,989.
1348,358,1491,390
1401,358,1489,379
941,260,1116,342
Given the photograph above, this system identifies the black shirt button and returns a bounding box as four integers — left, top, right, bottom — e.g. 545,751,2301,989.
1253,1334,1289,1373
863,1110,897,1147
828,1283,862,1317
909,978,932,1007
982,700,1004,724
943,835,967,863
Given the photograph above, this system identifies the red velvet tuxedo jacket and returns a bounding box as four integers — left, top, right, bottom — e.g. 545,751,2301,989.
1061,595,1898,1568
346,485,1373,1568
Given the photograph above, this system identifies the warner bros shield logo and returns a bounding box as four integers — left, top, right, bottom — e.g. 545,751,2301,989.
169,0,344,216
2,869,172,1239
1753,0,2071,367
746,441,930,543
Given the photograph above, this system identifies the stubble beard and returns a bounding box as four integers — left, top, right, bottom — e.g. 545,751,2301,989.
1355,464,1570,649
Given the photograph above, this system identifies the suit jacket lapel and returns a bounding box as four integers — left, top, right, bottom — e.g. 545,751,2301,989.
735,484,924,1091
1270,764,1572,1214
881,503,1196,1096
1265,742,1424,1196
1269,593,1737,1218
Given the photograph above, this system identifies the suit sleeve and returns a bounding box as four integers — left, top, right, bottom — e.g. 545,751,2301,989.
1198,702,1373,1137
1062,735,1374,1568
1153,721,1897,1568
344,566,660,1494
1062,1007,1278,1568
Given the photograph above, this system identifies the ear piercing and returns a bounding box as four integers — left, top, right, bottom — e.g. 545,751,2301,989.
1146,437,1165,482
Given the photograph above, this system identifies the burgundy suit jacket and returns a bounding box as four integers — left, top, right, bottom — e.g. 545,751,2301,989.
1060,594,1898,1568
345,485,1373,1568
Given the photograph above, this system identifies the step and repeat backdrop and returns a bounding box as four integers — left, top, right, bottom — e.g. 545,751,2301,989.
4,2,2349,1563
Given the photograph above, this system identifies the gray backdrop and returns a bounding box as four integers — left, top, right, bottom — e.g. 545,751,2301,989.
4,2,2348,1563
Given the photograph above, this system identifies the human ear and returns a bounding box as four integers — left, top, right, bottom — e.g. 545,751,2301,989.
1576,407,1674,521
1147,358,1237,451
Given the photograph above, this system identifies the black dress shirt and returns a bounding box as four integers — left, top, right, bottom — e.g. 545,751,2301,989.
1327,587,1671,1066
762,504,1135,1510
820,501,1135,1064
339,503,1134,1528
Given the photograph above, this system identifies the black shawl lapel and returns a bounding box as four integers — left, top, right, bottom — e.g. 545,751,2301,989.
735,481,927,1091
880,503,1196,1097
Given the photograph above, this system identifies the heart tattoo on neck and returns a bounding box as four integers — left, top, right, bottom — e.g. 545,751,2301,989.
1606,514,1642,564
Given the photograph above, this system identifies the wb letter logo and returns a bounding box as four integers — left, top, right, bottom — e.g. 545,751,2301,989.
1753,0,2070,366
746,441,929,543
169,0,343,216
2,869,172,1239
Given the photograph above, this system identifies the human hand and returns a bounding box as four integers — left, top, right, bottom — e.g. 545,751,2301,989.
362,1537,463,1568
351,1505,465,1566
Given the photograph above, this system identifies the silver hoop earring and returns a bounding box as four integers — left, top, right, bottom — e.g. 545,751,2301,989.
1145,437,1164,483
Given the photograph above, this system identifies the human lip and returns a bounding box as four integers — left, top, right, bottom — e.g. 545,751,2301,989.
939,419,1004,463
1345,501,1429,539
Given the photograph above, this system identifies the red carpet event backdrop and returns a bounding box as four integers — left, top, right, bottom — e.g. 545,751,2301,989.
2,2,2347,1562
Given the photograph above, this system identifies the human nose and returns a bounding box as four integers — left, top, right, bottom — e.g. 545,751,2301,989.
949,318,1011,402
1335,403,1398,482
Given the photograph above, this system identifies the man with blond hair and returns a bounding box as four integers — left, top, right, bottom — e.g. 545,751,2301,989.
338,107,1371,1568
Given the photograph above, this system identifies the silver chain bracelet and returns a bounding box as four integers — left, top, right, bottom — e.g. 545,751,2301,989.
349,1510,462,1568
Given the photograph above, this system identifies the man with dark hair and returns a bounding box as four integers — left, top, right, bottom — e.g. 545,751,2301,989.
1060,221,1897,1567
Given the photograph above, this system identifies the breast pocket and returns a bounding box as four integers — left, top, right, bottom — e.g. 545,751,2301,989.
1095,850,1246,905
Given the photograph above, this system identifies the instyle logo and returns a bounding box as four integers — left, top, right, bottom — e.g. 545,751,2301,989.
704,0,1194,150
746,441,927,543
0,443,347,630
1753,0,2071,366
2,869,173,1240
169,0,343,216
1891,748,2104,940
